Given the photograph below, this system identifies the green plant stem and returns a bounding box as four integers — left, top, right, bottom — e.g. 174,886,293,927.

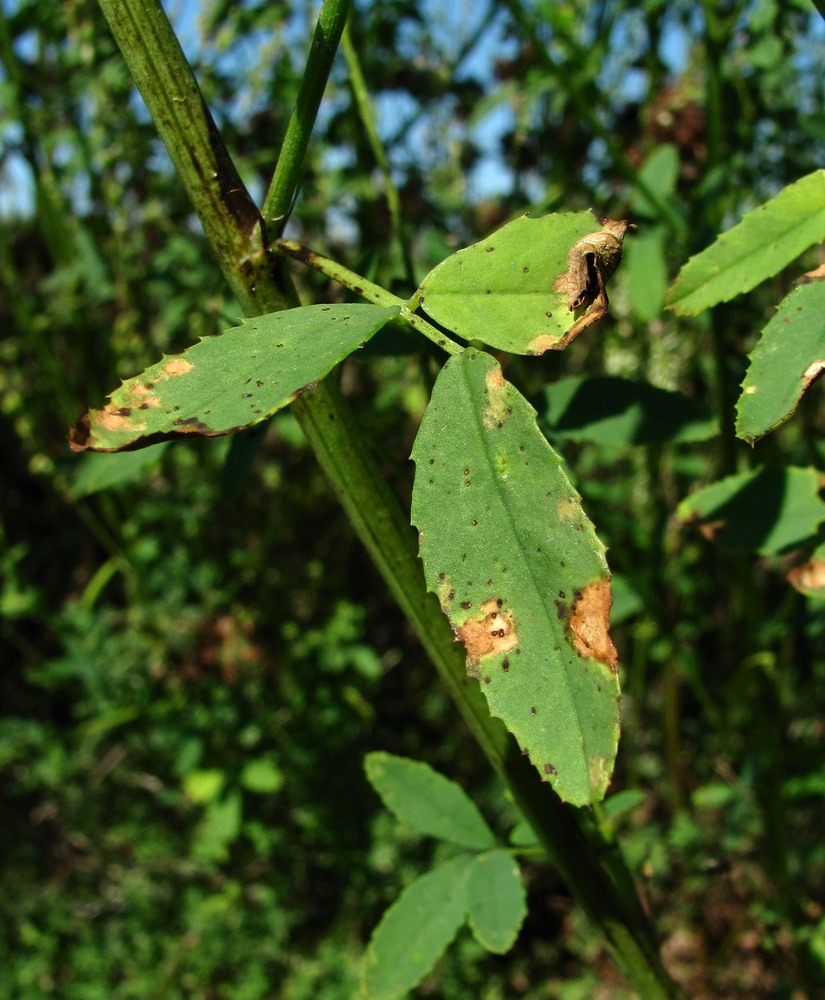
94,2,683,994
340,21,416,286
273,238,462,355
262,0,351,234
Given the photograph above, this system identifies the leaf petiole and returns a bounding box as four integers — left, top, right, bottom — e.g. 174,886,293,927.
273,238,463,355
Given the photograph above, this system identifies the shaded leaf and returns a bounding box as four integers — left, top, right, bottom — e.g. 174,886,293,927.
69,304,399,452
666,170,825,315
416,212,626,354
736,278,825,443
677,467,825,555
539,375,718,446
466,850,526,954
362,854,472,1000
66,443,169,498
411,349,620,806
364,752,495,850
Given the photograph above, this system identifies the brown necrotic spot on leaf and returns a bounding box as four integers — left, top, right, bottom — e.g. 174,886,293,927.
567,580,618,670
482,366,510,430
97,401,147,434
163,359,194,377
787,555,825,594
455,598,519,667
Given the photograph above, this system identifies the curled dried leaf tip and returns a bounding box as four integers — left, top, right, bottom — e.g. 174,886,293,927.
551,216,636,349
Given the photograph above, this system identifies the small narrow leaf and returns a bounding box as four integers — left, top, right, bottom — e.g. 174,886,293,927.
677,467,825,555
364,753,495,850
411,349,620,806
629,144,679,218
624,226,667,322
666,170,825,315
69,304,399,452
736,278,825,443
416,212,625,354
362,855,472,1000
466,850,526,954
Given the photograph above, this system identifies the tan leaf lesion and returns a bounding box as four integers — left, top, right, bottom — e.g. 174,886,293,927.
456,599,519,669
568,579,618,671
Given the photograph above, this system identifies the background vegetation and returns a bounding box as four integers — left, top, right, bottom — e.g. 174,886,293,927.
2,0,825,996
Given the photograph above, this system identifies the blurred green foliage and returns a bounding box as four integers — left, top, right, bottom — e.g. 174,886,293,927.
2,0,825,996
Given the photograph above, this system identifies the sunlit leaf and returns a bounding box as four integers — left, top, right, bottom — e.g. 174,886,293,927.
365,753,495,850
666,170,825,315
736,277,825,443
411,349,620,806
69,304,399,452
416,212,626,354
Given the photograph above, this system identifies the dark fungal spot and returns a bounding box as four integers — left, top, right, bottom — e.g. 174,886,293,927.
530,706,537,715
242,393,253,398
502,658,510,671
256,380,264,387
471,519,478,526
523,266,530,272
486,246,495,252
145,382,154,390
544,763,558,776
448,589,455,601
484,676,491,684
113,407,131,417
460,601,471,609
555,599,568,620
139,403,150,410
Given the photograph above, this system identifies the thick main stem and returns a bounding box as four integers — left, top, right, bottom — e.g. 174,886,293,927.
94,1,683,994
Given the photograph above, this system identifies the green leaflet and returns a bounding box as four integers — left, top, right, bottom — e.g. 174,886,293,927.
69,304,399,452
677,467,825,555
415,211,616,354
364,752,495,850
410,349,620,807
666,170,825,315
466,850,526,954
362,854,473,1000
736,279,825,444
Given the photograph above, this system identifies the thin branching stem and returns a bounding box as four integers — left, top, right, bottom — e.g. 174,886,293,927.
262,0,351,234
